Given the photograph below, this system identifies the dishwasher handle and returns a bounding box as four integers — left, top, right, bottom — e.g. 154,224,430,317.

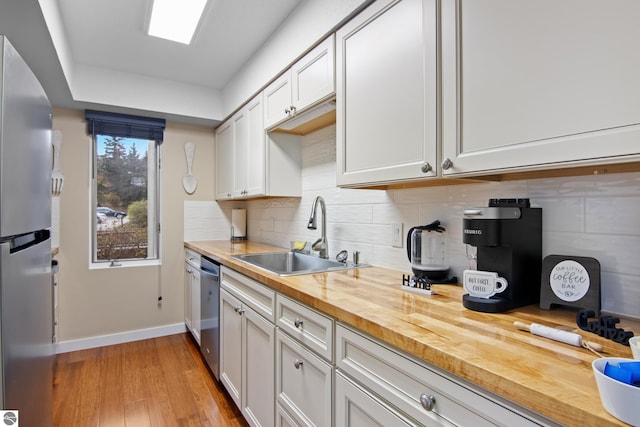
200,267,219,279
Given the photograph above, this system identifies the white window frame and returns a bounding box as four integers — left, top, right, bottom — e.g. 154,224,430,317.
90,135,162,268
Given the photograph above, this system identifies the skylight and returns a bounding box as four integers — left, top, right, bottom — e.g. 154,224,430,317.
147,0,208,45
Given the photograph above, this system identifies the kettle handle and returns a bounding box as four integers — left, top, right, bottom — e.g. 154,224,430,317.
406,226,418,261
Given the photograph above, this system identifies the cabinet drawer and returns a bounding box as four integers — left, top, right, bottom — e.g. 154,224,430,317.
276,294,334,362
221,266,275,322
184,248,201,267
336,324,542,427
336,371,418,427
276,330,332,427
276,403,300,427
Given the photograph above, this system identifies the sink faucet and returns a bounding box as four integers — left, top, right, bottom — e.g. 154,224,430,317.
307,196,328,259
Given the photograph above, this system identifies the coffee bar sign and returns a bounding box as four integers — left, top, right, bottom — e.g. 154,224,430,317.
540,255,601,313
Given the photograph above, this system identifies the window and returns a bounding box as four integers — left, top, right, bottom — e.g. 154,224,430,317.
86,110,165,265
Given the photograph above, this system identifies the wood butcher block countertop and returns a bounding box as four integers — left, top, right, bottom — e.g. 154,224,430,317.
185,240,639,427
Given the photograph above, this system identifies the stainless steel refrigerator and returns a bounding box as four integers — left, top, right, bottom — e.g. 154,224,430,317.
0,35,54,426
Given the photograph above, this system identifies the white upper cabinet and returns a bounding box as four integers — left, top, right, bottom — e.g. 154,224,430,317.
216,94,265,200
441,0,640,176
264,35,336,130
214,120,233,200
215,93,302,201
336,0,438,187
242,96,266,197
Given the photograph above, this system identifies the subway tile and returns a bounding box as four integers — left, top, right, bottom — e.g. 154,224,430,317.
600,272,640,320
543,232,640,277
535,197,584,233
585,196,640,235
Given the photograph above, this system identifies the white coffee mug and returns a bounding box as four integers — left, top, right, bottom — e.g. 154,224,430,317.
463,270,509,299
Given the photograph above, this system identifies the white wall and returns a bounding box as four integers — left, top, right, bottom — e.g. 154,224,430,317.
53,108,216,346
221,0,370,116
240,125,640,320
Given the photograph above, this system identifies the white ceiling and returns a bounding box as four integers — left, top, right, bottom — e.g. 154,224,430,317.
0,0,303,125
58,0,302,90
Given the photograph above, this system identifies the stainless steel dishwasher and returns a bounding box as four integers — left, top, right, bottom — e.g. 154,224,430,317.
200,256,220,380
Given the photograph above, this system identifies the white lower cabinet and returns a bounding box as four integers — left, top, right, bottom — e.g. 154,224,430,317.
218,266,553,427
184,248,201,344
335,324,548,427
220,267,275,427
276,330,332,427
276,402,300,427
335,371,416,427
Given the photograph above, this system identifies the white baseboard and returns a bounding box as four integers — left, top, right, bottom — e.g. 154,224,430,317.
55,323,188,354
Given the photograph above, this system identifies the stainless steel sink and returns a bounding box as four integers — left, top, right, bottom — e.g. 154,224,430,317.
231,251,367,276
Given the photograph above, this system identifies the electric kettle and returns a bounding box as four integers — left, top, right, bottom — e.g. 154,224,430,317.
406,220,450,281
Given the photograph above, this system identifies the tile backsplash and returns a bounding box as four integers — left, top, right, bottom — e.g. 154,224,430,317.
194,125,640,319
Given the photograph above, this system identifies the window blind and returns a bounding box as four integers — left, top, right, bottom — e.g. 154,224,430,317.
85,110,166,143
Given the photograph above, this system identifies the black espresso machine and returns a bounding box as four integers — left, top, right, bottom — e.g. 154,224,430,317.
462,199,542,313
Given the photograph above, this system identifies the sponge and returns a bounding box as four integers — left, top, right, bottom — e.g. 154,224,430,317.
292,241,306,251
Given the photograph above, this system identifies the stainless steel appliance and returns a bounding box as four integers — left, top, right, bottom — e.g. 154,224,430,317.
0,36,54,426
462,198,542,313
200,256,220,380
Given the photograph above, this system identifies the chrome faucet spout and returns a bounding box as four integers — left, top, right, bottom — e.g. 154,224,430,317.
307,196,328,258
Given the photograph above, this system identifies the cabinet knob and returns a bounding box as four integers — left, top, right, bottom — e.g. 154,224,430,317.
294,359,304,369
285,108,290,115
421,162,433,173
234,306,244,315
290,106,296,115
441,158,453,170
419,393,436,411
294,318,303,328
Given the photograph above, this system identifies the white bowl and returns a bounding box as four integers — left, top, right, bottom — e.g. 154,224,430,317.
630,336,640,360
592,357,640,426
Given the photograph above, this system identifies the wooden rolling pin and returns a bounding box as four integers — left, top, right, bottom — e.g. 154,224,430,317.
514,321,603,352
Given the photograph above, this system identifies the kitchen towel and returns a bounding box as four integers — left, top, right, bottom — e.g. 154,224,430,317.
231,209,247,240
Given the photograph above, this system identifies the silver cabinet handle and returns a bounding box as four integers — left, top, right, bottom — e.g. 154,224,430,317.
290,106,296,115
441,158,453,170
294,359,303,369
421,162,433,173
285,108,291,115
294,318,303,328
234,306,244,315
420,393,436,411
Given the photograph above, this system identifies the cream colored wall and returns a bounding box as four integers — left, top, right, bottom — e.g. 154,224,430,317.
52,108,214,342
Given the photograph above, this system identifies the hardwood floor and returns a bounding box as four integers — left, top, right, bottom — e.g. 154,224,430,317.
53,333,249,427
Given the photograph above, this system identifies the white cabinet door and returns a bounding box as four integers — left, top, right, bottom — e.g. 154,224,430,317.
184,261,193,331
336,0,438,187
265,35,336,130
243,305,275,427
232,109,248,198
441,0,640,176
291,35,335,114
264,73,292,130
245,96,266,197
215,120,233,200
276,330,332,427
190,267,201,345
220,268,276,426
335,372,415,427
220,288,243,409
